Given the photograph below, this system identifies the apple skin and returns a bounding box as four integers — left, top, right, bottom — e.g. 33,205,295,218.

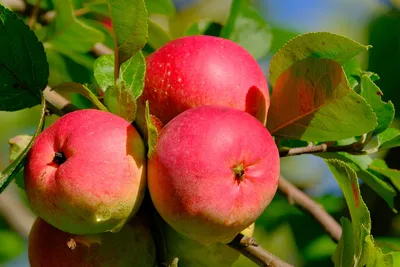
162,217,255,267
28,216,156,267
24,109,146,235
148,105,280,244
136,35,270,135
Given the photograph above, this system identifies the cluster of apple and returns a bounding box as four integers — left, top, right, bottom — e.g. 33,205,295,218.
24,35,280,266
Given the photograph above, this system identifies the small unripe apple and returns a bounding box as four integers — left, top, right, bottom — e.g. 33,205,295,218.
28,216,156,267
136,35,270,135
148,105,280,244
24,109,146,235
162,217,255,267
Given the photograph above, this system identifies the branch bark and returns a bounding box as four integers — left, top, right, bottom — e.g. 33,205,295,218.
227,234,294,267
279,142,367,157
278,176,342,242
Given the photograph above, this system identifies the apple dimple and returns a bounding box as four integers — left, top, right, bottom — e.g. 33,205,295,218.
53,152,66,166
232,163,245,182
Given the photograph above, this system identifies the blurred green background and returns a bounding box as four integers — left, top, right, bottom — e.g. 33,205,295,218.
1,0,400,266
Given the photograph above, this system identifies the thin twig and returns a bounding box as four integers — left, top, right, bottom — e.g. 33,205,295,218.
278,176,342,242
279,143,367,157
27,0,42,28
227,234,294,267
43,86,79,116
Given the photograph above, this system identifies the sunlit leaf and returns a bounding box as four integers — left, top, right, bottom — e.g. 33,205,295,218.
108,0,148,69
267,58,377,141
377,128,400,150
360,74,394,134
145,0,175,16
369,159,400,192
325,159,371,267
220,0,272,60
318,153,396,210
42,0,104,53
104,83,137,122
145,101,159,158
269,32,370,86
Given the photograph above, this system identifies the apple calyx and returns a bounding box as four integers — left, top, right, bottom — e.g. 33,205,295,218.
232,163,245,181
53,152,66,165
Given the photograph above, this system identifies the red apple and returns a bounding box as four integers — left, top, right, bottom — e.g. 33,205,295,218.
28,216,156,267
24,109,146,235
147,105,280,244
136,35,270,136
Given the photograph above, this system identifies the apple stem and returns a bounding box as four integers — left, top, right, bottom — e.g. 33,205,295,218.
233,163,245,180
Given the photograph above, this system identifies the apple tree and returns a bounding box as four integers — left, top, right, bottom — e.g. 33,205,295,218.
0,0,400,266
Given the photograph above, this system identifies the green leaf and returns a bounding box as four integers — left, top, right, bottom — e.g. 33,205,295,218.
0,4,49,111
184,19,213,36
333,217,356,267
145,101,158,158
365,236,396,267
52,82,108,112
220,0,272,60
83,1,109,16
8,135,33,163
369,160,400,192
343,58,361,90
269,32,370,86
104,83,137,123
325,159,371,267
26,0,54,10
42,0,104,53
266,58,377,141
94,52,146,98
0,95,46,193
0,230,24,263
79,18,114,49
108,0,148,67
148,19,172,50
145,0,175,16
377,128,400,150
318,152,396,210
360,74,395,134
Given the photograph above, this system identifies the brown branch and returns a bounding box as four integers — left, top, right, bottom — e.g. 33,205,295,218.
43,86,79,116
0,183,36,238
279,142,367,157
27,0,42,28
227,234,294,267
278,176,342,242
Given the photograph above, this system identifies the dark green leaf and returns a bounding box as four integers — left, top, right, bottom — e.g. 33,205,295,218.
104,83,137,122
0,4,48,111
94,52,146,99
52,82,108,112
108,0,148,66
318,152,397,210
148,19,172,49
220,0,271,60
145,101,158,158
42,0,104,53
369,160,400,192
269,32,370,86
378,128,400,150
360,74,395,134
0,95,46,193
145,0,175,16
325,159,371,267
266,58,377,141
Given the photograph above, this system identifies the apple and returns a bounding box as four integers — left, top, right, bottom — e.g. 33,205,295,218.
162,217,255,267
136,35,270,136
28,216,156,267
148,105,280,244
24,109,146,235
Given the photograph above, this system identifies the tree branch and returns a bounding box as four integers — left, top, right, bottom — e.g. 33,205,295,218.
227,233,294,267
278,176,342,242
0,183,36,238
279,142,367,157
